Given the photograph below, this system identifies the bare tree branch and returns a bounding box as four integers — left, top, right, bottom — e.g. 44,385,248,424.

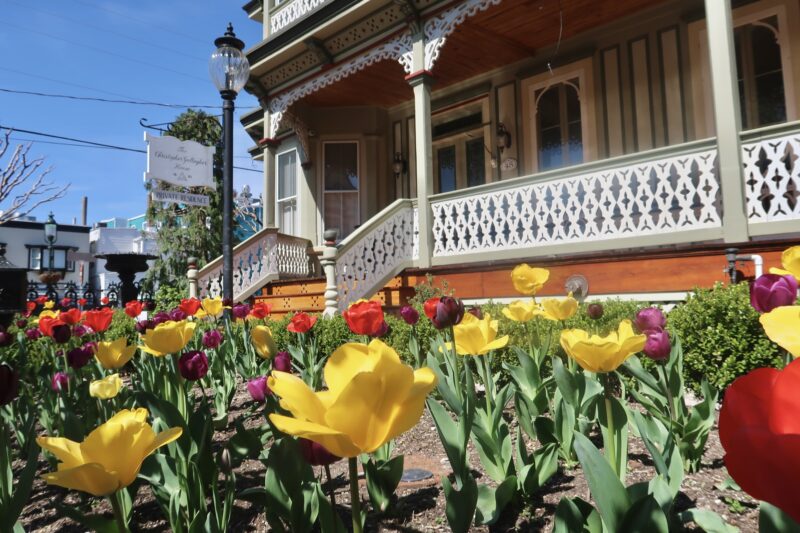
0,130,69,224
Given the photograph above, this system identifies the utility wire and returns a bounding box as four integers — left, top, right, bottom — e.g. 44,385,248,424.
0,20,209,83
0,87,222,109
1,125,263,173
0,66,143,100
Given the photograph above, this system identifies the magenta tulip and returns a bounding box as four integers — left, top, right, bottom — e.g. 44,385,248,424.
643,328,671,361
0,330,12,347
25,328,41,340
51,372,69,393
750,273,798,313
67,346,93,369
634,307,666,333
399,305,419,325
273,351,292,373
202,329,224,349
178,350,209,381
232,304,250,320
247,376,271,402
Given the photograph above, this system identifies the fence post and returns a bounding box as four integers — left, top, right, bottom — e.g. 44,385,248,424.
321,229,339,317
187,256,198,299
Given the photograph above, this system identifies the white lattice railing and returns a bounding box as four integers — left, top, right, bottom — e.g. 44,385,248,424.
742,123,800,225
430,142,723,258
197,228,317,301
335,199,419,311
270,0,330,35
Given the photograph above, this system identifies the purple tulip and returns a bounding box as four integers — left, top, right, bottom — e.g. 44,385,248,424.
67,346,93,369
178,350,209,381
51,372,69,393
222,297,233,308
432,296,465,329
135,319,153,334
72,324,91,338
374,320,389,337
51,324,72,344
232,304,250,320
273,351,292,373
587,303,604,320
467,306,483,319
151,312,171,327
247,376,271,402
25,328,41,340
750,273,798,313
298,438,340,466
169,309,188,322
634,307,666,333
15,319,27,329
144,300,156,312
0,364,19,406
202,329,223,349
0,330,12,347
399,305,419,326
643,328,671,361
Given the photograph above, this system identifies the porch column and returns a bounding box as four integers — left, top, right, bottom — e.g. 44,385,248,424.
408,36,434,268
704,0,749,242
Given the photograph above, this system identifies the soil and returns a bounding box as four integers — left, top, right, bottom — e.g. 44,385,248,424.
19,387,759,532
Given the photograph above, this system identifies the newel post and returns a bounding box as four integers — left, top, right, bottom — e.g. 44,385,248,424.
187,256,198,299
321,229,339,317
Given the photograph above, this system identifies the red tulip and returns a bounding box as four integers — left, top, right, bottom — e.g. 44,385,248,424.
125,300,144,318
101,296,110,305
423,298,440,321
35,296,48,305
82,307,114,333
719,358,800,523
249,302,271,320
343,300,385,336
25,301,36,316
78,298,87,308
60,297,72,308
287,312,317,334
179,298,202,316
60,308,82,326
38,316,66,337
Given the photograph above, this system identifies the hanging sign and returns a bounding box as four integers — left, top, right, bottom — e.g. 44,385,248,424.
151,189,210,207
144,132,215,188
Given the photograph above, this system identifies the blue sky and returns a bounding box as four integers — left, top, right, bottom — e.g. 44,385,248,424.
0,0,264,225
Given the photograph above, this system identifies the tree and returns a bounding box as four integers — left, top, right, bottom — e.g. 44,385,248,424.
0,130,68,224
145,109,223,289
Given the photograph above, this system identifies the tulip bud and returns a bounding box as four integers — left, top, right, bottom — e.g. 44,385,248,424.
431,296,465,329
298,438,341,466
587,303,604,320
232,304,250,320
219,448,233,475
67,346,93,369
25,328,41,340
273,351,292,373
247,376,270,402
750,273,798,313
467,306,483,319
399,305,419,325
0,364,20,406
178,350,209,381
15,318,27,329
51,324,72,344
634,307,666,333
0,331,12,347
202,329,223,349
51,372,69,393
169,309,187,322
643,328,671,361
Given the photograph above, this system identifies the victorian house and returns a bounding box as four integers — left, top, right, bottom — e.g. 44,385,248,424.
198,0,800,314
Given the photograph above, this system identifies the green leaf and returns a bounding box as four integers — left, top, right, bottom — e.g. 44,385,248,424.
759,502,800,533
441,473,478,533
475,476,517,525
619,495,669,533
554,497,603,533
553,356,579,407
597,393,628,481
363,455,404,513
572,432,630,532
428,398,472,486
678,508,740,533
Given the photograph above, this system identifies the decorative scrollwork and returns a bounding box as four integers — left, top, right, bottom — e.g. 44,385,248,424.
742,132,800,223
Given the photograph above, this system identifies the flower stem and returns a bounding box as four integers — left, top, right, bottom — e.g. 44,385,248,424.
109,491,129,533
324,463,336,506
658,363,675,427
348,457,363,533
603,374,618,479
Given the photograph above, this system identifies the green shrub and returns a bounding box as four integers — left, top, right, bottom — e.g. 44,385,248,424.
668,282,784,392
105,309,138,344
154,284,185,312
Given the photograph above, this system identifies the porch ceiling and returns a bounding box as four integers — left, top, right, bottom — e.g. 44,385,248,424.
300,0,672,109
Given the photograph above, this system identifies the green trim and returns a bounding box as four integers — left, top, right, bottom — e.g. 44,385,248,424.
748,220,800,237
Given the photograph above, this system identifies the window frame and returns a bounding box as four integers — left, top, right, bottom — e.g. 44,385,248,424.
26,245,76,272
321,140,360,239
275,147,299,235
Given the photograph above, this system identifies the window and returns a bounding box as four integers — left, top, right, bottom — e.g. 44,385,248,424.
28,246,75,271
465,138,486,188
735,18,786,129
431,98,491,193
437,146,457,193
323,141,359,239
276,149,298,235
521,58,596,173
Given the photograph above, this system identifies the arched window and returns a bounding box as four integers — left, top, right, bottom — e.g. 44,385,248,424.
535,80,583,171
735,17,786,129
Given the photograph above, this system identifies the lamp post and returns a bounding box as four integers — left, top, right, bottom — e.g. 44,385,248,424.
209,23,249,305
44,211,58,272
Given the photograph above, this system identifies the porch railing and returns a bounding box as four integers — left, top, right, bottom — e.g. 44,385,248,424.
196,227,318,301
334,198,419,311
269,0,333,36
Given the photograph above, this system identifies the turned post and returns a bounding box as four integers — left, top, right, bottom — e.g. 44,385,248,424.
321,229,339,317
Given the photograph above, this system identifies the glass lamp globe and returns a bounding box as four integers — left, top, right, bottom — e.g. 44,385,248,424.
44,212,58,244
210,24,250,95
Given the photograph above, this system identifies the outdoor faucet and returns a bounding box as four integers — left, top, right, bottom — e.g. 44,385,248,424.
724,248,764,283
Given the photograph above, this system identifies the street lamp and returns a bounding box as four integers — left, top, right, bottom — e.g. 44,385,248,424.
210,23,249,305
41,212,63,285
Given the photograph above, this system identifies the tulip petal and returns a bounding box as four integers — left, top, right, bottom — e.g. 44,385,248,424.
770,360,800,435
268,371,328,424
42,463,120,497
387,368,438,439
143,426,183,456
269,414,361,458
324,372,384,452
324,342,370,394
760,306,800,358
37,437,84,470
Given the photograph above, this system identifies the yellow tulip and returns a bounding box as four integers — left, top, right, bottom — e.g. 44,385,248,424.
560,319,646,373
196,297,224,318
38,309,60,320
95,338,137,369
37,408,182,496
44,300,55,309
769,246,800,280
453,313,509,356
268,339,436,457
140,320,196,357
502,300,538,322
89,374,123,399
251,325,277,359
540,294,579,321
760,305,800,358
511,264,549,296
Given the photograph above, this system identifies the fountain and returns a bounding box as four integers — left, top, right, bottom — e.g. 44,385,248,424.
95,253,157,304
